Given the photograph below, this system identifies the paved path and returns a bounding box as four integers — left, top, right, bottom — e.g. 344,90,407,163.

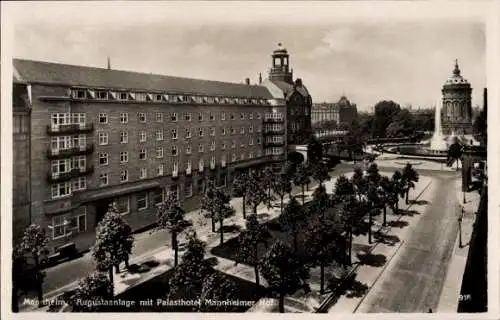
356,174,459,312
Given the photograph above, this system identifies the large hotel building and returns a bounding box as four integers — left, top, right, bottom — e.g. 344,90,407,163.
12,44,312,250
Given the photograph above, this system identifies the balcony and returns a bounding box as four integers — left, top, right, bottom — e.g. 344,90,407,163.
47,144,94,159
172,170,179,179
47,165,94,182
263,118,284,123
264,141,285,147
47,124,94,135
210,163,216,170
263,129,285,136
186,167,192,176
199,166,204,173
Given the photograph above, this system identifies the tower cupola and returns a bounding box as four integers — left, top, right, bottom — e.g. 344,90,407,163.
269,43,294,84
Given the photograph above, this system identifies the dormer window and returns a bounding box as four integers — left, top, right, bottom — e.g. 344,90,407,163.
136,92,147,101
155,94,163,101
73,89,87,99
117,92,128,100
96,91,108,100
109,92,117,100
202,97,208,103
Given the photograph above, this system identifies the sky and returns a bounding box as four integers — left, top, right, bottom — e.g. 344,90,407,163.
6,2,487,111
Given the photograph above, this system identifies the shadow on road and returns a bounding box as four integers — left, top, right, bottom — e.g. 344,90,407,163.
408,199,430,206
397,209,420,217
220,224,242,234
256,213,271,220
387,220,409,229
373,232,401,246
357,253,387,268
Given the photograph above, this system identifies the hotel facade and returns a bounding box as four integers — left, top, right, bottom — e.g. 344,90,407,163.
12,44,312,251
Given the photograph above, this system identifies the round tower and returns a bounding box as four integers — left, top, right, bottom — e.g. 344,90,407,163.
269,43,294,84
441,59,473,135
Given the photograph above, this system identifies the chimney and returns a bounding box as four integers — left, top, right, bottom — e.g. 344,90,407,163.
107,56,111,70
259,73,262,84
245,78,250,85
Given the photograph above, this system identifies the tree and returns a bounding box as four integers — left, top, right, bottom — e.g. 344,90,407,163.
365,163,383,243
156,192,186,267
246,174,274,215
311,161,331,187
343,120,365,162
259,241,309,313
237,214,270,286
379,176,393,227
281,161,297,180
448,142,463,170
279,197,305,253
214,187,235,245
340,195,364,265
92,203,134,295
12,246,28,312
351,166,368,201
307,138,324,166
332,174,355,203
272,173,293,214
64,272,113,312
390,170,404,213
19,224,48,307
373,100,402,138
169,231,214,300
232,172,249,219
402,163,419,204
386,109,416,138
473,107,487,146
305,212,343,294
199,273,237,312
261,166,276,197
201,181,218,232
293,164,311,204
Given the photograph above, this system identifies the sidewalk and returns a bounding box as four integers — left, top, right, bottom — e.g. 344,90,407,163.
436,179,481,312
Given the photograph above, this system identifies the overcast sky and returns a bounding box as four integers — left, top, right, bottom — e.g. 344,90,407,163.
8,2,486,111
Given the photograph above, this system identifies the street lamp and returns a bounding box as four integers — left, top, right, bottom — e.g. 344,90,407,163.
458,206,464,248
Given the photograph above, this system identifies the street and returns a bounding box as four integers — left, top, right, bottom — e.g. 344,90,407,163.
356,173,460,312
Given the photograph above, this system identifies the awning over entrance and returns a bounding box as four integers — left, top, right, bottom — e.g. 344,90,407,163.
83,181,161,203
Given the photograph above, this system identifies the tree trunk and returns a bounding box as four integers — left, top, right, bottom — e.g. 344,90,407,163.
211,212,216,232
301,185,305,204
405,190,409,204
125,257,130,269
34,254,43,307
172,230,178,267
368,209,372,244
253,204,258,214
108,267,114,296
306,182,309,192
242,196,246,219
320,263,325,294
349,228,353,265
280,196,284,214
383,206,387,227
395,201,399,214
220,218,224,245
279,292,285,313
115,264,120,273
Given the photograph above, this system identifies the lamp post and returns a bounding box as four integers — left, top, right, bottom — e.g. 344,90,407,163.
463,190,466,204
458,206,464,248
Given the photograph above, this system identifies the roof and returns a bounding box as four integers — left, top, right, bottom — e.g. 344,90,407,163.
13,59,274,99
270,80,310,100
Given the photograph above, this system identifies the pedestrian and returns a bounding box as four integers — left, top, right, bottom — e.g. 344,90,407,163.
428,308,433,313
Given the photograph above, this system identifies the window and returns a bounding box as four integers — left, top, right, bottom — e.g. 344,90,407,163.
51,159,71,175
186,144,192,154
241,153,245,160
98,132,108,145
232,140,236,149
221,142,226,150
96,91,108,100
210,113,215,121
99,173,108,186
118,92,128,101
249,138,254,145
249,152,254,159
71,156,86,170
232,153,236,162
172,129,178,140
73,89,87,99
230,113,235,120
257,137,262,144
138,113,146,123
186,159,192,172
98,113,108,124
240,141,245,148
221,112,226,120
116,197,130,215
51,136,72,151
140,168,148,179
152,189,164,206
170,185,180,201
221,154,226,166
240,112,245,120
199,128,204,137
185,128,191,139
156,147,164,158
155,112,163,122
222,128,226,135
210,156,216,167
231,127,236,135
155,94,163,102
249,125,253,133
199,158,204,171
51,182,71,199
140,131,147,142
257,126,262,133
73,135,86,149
198,179,205,194
210,141,216,151
72,177,87,191
249,112,253,120
120,113,128,123
257,113,262,120
120,170,128,183
139,149,147,160
171,112,178,122
156,130,163,141
185,112,192,121
240,127,245,134
210,128,215,136
198,112,203,121
184,181,193,198
199,144,204,153
172,145,178,156
137,192,148,211
156,165,164,176
99,152,108,165
172,160,179,174
120,132,128,144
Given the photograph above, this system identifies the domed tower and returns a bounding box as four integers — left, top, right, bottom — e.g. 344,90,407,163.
441,59,473,135
269,43,294,84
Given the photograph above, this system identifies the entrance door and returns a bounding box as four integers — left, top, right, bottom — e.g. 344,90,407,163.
94,199,112,227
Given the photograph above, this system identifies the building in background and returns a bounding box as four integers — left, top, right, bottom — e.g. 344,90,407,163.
311,95,357,130
11,44,312,250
